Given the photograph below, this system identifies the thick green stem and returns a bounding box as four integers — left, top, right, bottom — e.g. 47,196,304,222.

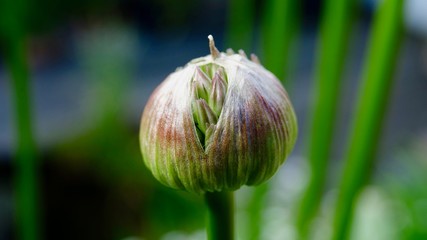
295,0,356,238
331,0,404,239
205,191,234,240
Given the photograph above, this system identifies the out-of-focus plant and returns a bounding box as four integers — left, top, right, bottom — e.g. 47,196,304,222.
295,0,357,238
261,0,300,85
332,0,404,239
225,0,255,52
0,0,40,239
383,135,427,239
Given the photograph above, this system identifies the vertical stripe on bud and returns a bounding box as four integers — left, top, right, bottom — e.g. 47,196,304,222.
205,124,216,147
209,68,227,116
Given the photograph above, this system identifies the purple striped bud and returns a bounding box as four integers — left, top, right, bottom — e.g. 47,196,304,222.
139,35,297,193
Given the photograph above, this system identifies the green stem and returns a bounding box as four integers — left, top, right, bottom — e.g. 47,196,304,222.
295,0,356,238
331,0,404,239
261,0,300,85
1,0,38,237
225,0,255,51
5,37,40,240
247,184,269,240
205,191,234,240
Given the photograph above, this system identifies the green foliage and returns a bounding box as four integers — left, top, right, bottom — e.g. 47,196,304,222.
296,0,357,238
1,0,40,239
225,0,255,52
261,0,300,84
332,0,404,239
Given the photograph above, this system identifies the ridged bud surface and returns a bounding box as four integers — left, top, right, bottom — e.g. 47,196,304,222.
140,36,297,193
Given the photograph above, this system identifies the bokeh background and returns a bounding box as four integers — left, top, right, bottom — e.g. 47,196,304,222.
1,0,427,239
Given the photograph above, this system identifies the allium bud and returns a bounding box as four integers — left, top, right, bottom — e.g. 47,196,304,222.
139,35,297,193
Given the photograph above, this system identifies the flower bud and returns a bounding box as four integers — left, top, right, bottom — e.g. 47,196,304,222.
139,35,297,193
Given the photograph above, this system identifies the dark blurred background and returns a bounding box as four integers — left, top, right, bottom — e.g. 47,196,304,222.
1,0,427,239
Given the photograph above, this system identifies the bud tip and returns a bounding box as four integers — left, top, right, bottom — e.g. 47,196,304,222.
208,35,220,59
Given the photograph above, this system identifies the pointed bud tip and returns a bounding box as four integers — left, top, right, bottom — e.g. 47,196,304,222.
208,35,220,59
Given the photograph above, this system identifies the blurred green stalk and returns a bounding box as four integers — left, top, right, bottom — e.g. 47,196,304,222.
246,183,269,240
1,0,39,239
225,0,255,51
4,38,40,240
205,191,234,240
261,0,300,84
295,0,356,238
332,0,404,239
